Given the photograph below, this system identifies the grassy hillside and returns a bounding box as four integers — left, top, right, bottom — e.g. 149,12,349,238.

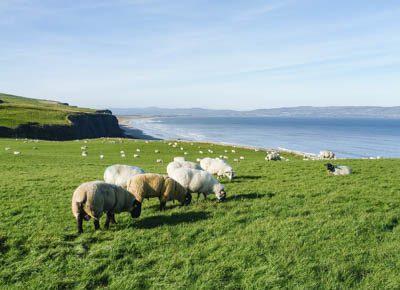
0,138,399,288
0,93,94,128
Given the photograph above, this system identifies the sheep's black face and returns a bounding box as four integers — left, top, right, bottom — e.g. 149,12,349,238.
131,200,142,218
325,163,335,172
183,193,192,206
217,190,227,202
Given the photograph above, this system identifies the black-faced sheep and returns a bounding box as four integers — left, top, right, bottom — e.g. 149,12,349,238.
127,173,191,211
325,163,352,176
71,181,141,234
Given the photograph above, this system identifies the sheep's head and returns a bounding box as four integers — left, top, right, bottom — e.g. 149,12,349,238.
214,183,227,202
175,182,191,206
130,199,142,218
325,163,335,172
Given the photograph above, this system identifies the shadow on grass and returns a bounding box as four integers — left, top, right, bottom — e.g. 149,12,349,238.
226,192,275,201
230,175,262,183
134,211,210,229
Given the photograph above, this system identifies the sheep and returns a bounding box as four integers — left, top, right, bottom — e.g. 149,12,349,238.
71,181,141,234
120,150,125,154
168,167,227,202
81,151,87,157
199,151,204,154
239,156,245,160
5,147,10,151
127,173,191,210
184,152,188,155
134,154,140,158
155,149,160,153
319,150,336,160
325,163,352,176
121,153,126,158
100,154,104,159
266,152,281,161
167,160,202,177
104,164,145,188
13,151,21,155
156,159,163,163
136,149,141,152
199,157,235,181
174,157,186,162
80,146,87,150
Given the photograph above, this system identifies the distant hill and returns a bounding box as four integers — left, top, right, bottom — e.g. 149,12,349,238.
0,93,124,140
112,106,400,119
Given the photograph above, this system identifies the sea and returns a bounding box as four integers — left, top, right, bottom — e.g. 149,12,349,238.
127,116,400,158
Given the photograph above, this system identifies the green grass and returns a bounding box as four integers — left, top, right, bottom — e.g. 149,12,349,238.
0,93,94,128
0,138,400,289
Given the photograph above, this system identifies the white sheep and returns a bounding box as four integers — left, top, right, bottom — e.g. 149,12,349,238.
200,157,235,180
167,160,202,175
266,152,281,161
5,147,10,151
136,149,141,152
133,154,140,158
104,164,145,188
13,151,21,155
155,149,160,153
319,150,336,160
100,154,104,159
325,163,352,176
239,156,245,160
81,151,87,157
156,159,163,163
168,167,227,201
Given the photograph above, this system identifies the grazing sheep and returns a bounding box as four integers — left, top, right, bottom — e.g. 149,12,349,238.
319,150,336,160
266,152,281,161
136,149,141,152
168,167,227,201
5,147,10,151
156,159,163,163
127,173,191,210
80,146,87,150
231,150,236,153
199,151,204,154
121,153,126,158
325,163,352,176
71,181,141,234
134,154,140,158
167,161,202,177
155,150,160,153
100,155,104,159
200,157,235,181
233,158,239,162
184,152,188,155
104,164,145,188
13,151,21,155
239,156,245,160
81,151,87,157
120,150,125,154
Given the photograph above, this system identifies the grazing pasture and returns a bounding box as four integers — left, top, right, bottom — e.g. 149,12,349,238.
0,138,399,288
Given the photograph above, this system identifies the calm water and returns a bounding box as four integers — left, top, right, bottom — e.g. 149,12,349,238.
129,116,400,158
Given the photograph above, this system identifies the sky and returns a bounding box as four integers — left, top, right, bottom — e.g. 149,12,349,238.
0,0,399,110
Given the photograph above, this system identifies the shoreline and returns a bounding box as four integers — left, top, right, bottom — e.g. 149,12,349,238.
117,115,326,159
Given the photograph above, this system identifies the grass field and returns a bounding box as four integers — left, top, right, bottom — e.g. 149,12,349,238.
0,93,94,128
0,138,399,289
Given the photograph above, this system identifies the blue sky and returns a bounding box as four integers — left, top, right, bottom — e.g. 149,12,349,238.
0,0,399,109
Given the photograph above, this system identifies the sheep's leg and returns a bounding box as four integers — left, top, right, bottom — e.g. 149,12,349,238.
94,219,100,231
197,193,201,200
111,212,117,224
159,200,167,211
105,211,114,229
203,193,207,200
76,214,84,234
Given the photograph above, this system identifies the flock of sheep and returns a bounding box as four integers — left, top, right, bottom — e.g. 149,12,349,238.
72,156,233,233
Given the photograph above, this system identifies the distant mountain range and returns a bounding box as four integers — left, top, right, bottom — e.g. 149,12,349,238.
112,106,400,119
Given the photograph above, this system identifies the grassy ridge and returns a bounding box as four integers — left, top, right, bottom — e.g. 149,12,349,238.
0,138,399,288
0,93,94,128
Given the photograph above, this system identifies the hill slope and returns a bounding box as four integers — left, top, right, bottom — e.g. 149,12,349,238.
0,138,399,288
0,93,124,140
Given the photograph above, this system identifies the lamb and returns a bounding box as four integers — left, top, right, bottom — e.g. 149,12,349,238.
71,181,141,234
104,164,145,188
168,167,227,202
319,150,336,160
127,173,191,210
325,163,352,176
199,157,235,181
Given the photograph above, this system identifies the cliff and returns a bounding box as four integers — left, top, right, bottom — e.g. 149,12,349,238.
0,93,125,140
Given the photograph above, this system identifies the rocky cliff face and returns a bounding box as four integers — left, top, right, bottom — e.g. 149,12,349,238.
0,112,125,140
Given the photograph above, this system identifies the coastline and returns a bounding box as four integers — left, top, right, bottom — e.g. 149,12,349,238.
117,115,323,159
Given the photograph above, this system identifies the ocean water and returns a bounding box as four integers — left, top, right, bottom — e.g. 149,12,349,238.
128,116,400,158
